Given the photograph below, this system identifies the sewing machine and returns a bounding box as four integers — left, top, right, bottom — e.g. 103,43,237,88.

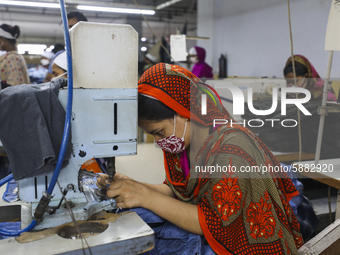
206,78,287,121
17,21,139,230
0,22,154,254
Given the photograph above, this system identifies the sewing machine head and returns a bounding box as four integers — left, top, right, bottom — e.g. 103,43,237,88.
12,22,138,229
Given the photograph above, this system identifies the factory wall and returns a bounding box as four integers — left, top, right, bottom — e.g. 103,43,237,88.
197,0,340,79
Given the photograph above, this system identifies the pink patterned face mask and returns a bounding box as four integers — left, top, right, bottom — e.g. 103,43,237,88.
155,115,188,154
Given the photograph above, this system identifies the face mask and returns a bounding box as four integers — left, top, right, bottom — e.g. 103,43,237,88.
190,57,198,64
156,115,188,154
287,77,306,98
298,77,307,88
41,59,50,66
51,72,67,82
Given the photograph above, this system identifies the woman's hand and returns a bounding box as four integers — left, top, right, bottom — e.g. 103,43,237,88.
96,172,133,188
97,173,202,235
106,179,151,209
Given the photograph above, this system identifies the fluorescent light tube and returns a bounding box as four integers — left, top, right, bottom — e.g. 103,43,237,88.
156,0,182,10
77,5,155,15
0,0,60,8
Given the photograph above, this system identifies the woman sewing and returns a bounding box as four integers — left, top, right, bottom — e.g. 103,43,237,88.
283,54,336,101
97,63,303,254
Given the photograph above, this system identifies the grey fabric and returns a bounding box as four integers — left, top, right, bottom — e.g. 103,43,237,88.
0,78,72,180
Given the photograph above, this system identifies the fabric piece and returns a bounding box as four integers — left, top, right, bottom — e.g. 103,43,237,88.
0,51,30,86
0,156,11,180
0,222,21,239
180,149,190,179
0,79,72,180
3,179,18,202
133,207,216,255
242,99,340,158
294,197,319,241
138,63,303,254
283,164,319,241
130,207,165,224
284,55,336,101
27,66,48,84
191,46,213,79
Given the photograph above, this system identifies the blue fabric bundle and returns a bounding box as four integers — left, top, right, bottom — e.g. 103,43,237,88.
132,208,216,255
282,163,319,240
0,222,21,239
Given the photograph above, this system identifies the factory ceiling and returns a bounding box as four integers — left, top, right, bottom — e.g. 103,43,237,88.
0,0,197,47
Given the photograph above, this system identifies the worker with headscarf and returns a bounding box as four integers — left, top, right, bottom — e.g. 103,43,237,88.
97,63,303,254
189,46,213,79
0,24,30,87
283,55,336,101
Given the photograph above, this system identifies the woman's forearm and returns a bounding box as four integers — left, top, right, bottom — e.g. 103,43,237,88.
143,189,203,235
142,183,175,197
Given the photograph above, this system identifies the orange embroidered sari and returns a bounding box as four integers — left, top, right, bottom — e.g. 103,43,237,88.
138,63,303,254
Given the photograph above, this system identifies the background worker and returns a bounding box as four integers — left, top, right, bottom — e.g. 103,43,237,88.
28,51,55,84
43,11,87,83
43,43,65,83
283,54,336,101
188,46,213,79
67,11,88,29
51,50,67,79
0,24,29,87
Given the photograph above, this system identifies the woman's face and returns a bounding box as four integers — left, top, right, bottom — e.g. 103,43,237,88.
189,55,199,64
139,114,190,148
284,72,306,87
52,64,67,78
0,37,6,51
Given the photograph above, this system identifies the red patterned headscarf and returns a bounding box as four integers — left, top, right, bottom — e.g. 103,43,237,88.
138,63,303,254
138,63,227,126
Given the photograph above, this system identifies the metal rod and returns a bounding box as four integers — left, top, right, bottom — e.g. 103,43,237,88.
107,157,116,182
315,50,334,164
287,0,302,162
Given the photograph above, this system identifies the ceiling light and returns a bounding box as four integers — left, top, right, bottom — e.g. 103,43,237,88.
141,47,147,52
0,0,60,8
77,5,155,15
141,37,147,42
156,0,182,10
18,44,47,55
